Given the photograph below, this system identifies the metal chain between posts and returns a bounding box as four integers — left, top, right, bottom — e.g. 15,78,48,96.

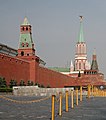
0,95,50,104
51,86,106,120
55,96,60,103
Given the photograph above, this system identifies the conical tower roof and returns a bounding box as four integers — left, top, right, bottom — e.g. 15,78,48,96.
78,16,84,43
21,17,30,25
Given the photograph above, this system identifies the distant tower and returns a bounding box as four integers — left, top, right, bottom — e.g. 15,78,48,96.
70,60,74,72
74,16,88,71
91,49,99,71
17,17,35,60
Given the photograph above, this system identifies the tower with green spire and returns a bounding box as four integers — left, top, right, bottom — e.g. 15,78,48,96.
78,16,84,43
74,16,90,71
91,49,99,71
17,17,35,60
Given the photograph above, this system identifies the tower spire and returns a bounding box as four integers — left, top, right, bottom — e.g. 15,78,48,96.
78,16,84,43
22,17,30,25
91,49,99,71
74,16,88,71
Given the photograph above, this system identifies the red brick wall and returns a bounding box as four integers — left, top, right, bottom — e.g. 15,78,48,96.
0,53,30,85
37,66,106,87
0,53,75,87
37,66,74,88
29,60,39,83
0,53,105,87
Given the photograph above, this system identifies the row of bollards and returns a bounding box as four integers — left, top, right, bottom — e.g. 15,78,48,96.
93,87,106,97
51,85,106,120
51,86,84,120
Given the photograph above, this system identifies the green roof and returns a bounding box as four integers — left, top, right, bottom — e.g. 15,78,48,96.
48,67,70,72
91,51,98,70
19,33,33,49
91,60,98,70
21,17,30,25
78,17,84,43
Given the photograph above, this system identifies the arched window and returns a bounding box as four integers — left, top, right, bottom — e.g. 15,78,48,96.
21,43,24,47
21,51,24,56
26,43,29,47
79,44,81,53
79,63,81,69
22,27,24,31
26,27,28,31
83,63,85,69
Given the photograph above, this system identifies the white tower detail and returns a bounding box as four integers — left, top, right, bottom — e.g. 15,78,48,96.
70,60,74,72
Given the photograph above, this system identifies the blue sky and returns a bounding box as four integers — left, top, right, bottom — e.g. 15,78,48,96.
0,0,106,78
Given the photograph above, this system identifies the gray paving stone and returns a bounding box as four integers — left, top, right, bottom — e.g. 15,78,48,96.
0,95,106,120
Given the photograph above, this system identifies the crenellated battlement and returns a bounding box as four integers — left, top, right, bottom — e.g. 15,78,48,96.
0,53,29,65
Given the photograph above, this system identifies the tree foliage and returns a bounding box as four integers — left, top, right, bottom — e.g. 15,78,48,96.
27,80,34,86
9,79,17,88
19,80,26,86
0,77,7,88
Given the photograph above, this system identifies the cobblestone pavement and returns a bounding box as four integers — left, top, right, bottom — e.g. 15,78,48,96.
0,95,106,120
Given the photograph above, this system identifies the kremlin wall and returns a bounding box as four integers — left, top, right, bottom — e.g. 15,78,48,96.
0,17,106,88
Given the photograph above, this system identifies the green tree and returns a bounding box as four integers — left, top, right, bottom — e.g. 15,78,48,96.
27,80,34,86
0,77,7,88
37,83,41,87
9,79,17,88
30,81,34,86
47,85,51,88
27,80,31,86
40,84,45,88
35,83,38,86
19,80,25,86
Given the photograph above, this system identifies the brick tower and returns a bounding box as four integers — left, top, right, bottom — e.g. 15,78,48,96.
74,16,90,71
17,17,36,61
17,17,40,83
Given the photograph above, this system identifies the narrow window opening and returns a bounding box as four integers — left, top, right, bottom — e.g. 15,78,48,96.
21,51,24,56
23,27,24,31
26,27,28,31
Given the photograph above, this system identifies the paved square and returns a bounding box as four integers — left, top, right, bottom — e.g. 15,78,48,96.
0,95,106,120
